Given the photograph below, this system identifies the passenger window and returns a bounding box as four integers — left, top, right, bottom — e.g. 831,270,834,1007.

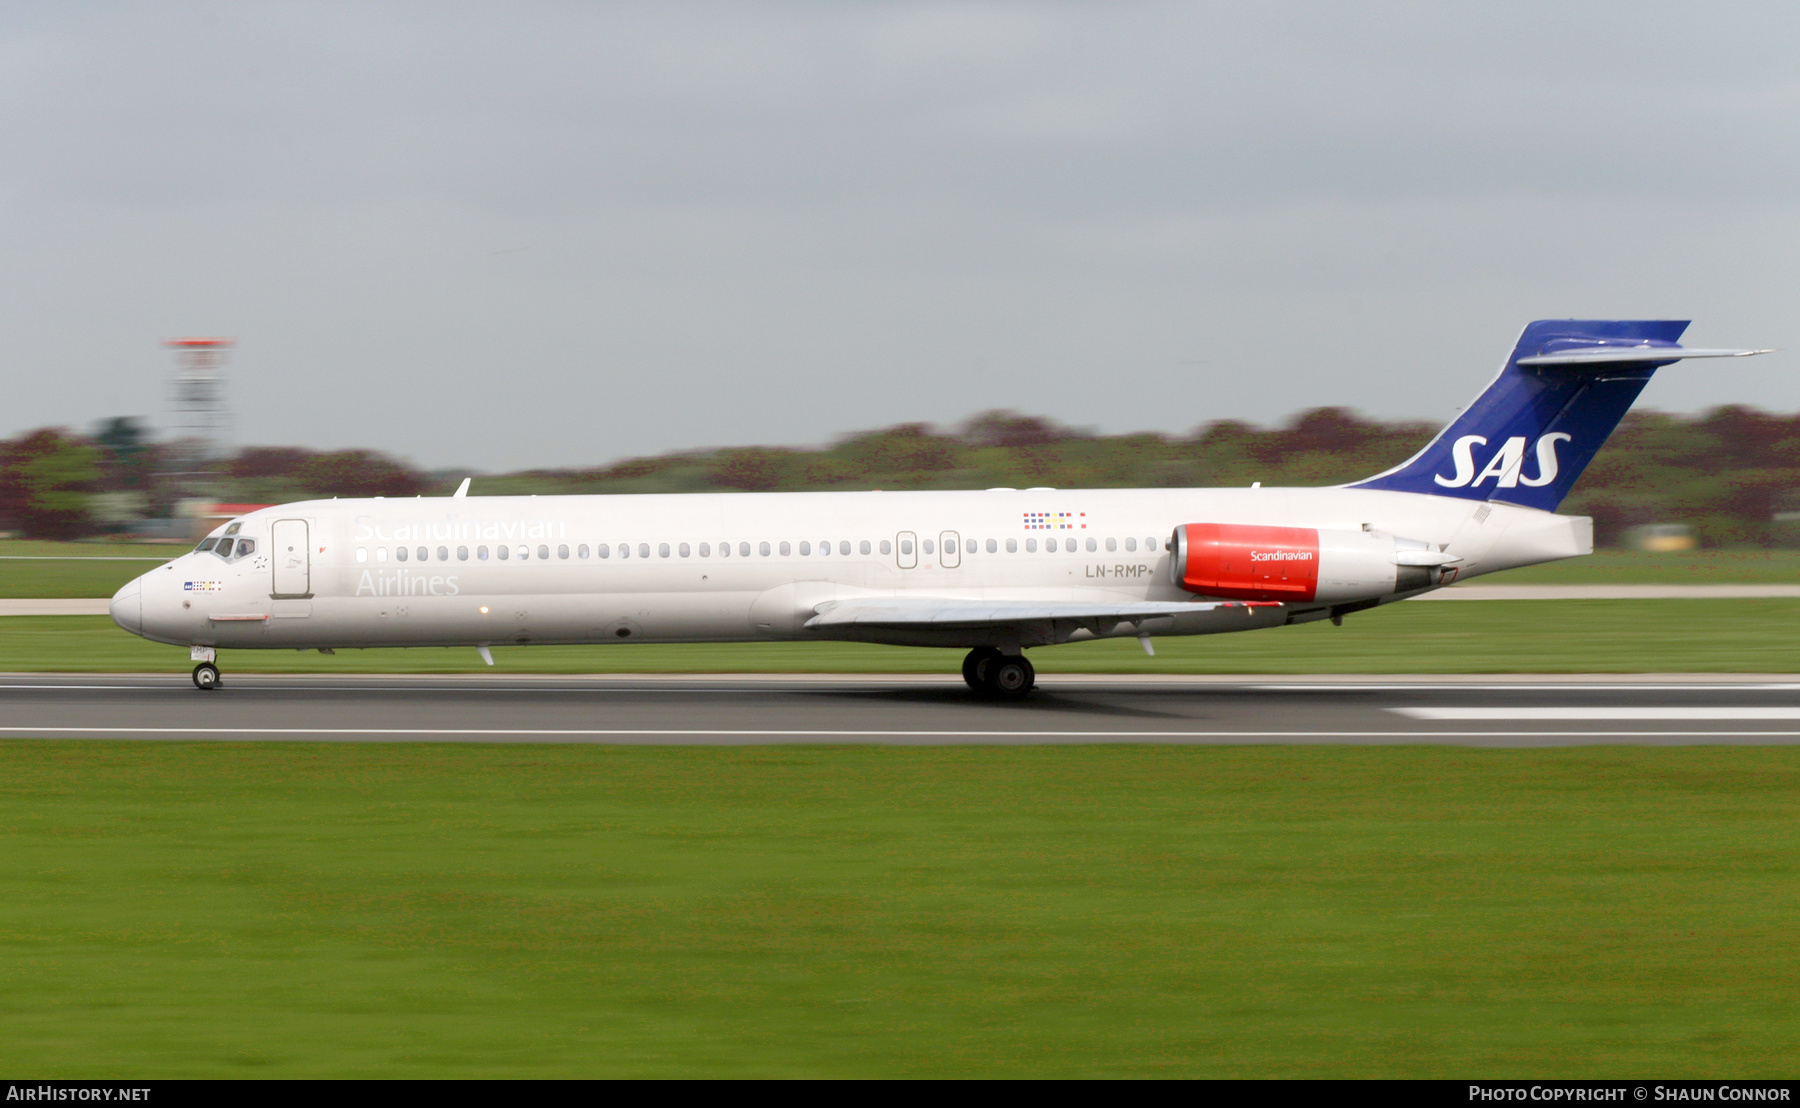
719,542,729,557
1086,537,1096,552
536,544,548,560
1007,539,1018,553
478,546,489,560
900,538,913,555
860,540,872,555
497,545,509,560
839,540,851,556
679,542,690,557
396,547,409,562
458,546,469,561
1146,537,1159,551
738,542,750,557
759,541,770,556
1126,537,1137,552
985,538,996,553
1106,537,1117,552
699,542,710,557
659,543,671,558
1026,538,1037,552
799,541,811,556
518,545,530,560
597,543,609,558
818,540,830,556
376,547,388,562
779,541,790,556
356,547,367,563
639,543,651,559
619,543,630,559
558,544,569,559
436,546,448,561
414,546,426,561
880,539,891,555
965,538,975,554
578,544,588,559
923,539,934,555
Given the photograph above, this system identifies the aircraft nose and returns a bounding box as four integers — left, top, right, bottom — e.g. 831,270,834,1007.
109,576,142,635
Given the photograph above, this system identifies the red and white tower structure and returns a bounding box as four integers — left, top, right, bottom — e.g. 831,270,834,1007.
164,336,234,491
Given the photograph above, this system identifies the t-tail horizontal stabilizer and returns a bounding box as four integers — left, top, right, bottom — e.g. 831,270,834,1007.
1350,320,1773,512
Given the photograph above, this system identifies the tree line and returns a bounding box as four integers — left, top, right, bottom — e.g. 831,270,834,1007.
2,407,1793,546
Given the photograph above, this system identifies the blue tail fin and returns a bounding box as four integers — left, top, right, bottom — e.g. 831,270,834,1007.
1351,319,1691,511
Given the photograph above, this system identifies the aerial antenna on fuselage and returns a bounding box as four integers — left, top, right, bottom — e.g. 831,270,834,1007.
453,477,471,498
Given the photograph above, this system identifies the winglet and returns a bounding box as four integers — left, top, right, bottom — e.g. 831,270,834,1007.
453,477,471,498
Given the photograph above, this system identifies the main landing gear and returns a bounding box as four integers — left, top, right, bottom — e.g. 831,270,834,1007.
962,646,1035,700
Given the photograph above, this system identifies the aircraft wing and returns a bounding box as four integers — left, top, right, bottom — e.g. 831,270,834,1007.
804,596,1254,631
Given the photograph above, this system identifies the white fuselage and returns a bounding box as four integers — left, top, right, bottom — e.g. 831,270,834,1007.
111,486,1590,653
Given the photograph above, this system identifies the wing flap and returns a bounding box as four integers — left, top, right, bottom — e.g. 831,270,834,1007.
804,596,1250,631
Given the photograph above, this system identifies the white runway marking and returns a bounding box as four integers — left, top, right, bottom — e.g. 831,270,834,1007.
1264,684,1800,692
1395,706,1800,720
4,726,1800,740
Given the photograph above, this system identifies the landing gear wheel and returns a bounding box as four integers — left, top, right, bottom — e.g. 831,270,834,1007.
192,663,221,690
962,647,1002,692
985,654,1035,700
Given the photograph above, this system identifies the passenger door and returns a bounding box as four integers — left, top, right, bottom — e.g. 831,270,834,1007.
271,519,312,597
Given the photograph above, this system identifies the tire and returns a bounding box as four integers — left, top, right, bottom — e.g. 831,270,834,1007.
985,655,1035,699
192,663,221,690
962,647,1002,692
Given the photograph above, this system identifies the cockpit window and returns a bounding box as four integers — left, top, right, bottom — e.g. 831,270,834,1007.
236,539,256,558
195,538,218,554
224,521,243,537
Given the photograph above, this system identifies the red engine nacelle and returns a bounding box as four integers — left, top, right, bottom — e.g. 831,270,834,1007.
1170,522,1439,603
1171,522,1322,601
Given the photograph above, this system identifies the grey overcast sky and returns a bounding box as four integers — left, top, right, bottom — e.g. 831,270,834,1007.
2,2,1797,471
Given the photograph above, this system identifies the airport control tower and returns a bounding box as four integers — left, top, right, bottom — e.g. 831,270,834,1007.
164,336,233,496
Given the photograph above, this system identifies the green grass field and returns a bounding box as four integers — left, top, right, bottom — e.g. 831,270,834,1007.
2,741,1795,1077
0,540,174,599
5,597,1799,674
1484,548,1800,584
4,544,1800,600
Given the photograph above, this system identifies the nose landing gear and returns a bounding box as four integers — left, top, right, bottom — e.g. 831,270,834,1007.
961,647,1035,700
189,646,221,690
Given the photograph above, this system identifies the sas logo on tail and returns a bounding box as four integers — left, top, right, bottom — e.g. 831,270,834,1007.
1435,433,1570,489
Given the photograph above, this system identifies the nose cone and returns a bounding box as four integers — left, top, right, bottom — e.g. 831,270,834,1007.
110,576,142,635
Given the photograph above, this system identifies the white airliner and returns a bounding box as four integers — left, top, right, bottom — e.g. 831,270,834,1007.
109,320,1770,696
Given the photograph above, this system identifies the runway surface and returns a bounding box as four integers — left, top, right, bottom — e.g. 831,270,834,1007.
8,673,1800,746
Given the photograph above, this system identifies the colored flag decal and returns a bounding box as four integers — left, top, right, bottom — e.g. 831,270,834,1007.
1023,511,1087,530
184,581,224,591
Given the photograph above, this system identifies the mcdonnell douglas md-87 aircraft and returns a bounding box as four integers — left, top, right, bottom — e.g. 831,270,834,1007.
110,320,1770,696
